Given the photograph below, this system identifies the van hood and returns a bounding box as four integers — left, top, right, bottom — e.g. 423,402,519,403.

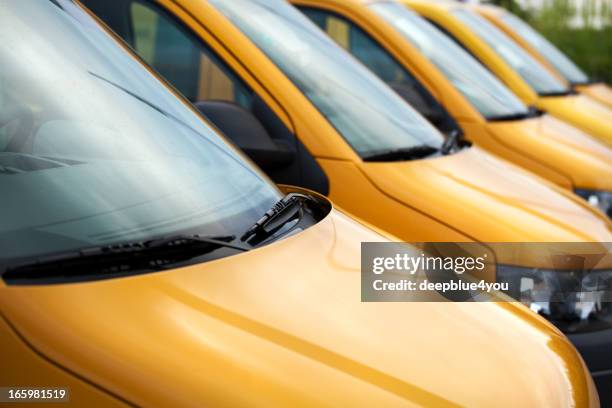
538,94,612,146
576,82,612,109
485,114,612,190
358,147,612,242
0,209,598,407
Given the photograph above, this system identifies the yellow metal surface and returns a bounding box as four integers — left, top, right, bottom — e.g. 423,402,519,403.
576,83,612,109
0,208,600,407
538,94,612,147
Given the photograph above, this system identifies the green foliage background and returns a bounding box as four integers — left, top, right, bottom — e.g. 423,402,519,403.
486,0,612,83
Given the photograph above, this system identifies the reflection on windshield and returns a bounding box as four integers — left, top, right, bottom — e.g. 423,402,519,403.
208,0,444,157
452,9,570,95
0,0,281,264
500,12,589,85
370,3,528,120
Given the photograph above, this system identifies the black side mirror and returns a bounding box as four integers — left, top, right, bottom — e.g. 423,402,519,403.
195,101,295,171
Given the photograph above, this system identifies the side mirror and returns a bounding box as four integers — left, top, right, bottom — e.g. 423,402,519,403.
195,101,294,171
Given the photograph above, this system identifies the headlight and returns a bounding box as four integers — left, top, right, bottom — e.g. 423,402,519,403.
575,189,612,218
497,265,612,333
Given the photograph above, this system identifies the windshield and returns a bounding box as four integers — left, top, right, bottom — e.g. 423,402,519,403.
0,0,281,265
208,0,444,157
452,9,570,95
370,3,528,120
500,12,589,85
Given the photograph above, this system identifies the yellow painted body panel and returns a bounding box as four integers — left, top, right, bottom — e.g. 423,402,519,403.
477,5,612,109
403,0,612,147
291,0,612,192
576,83,612,109
483,115,612,190
358,147,611,242
0,208,600,407
0,317,127,407
538,94,612,147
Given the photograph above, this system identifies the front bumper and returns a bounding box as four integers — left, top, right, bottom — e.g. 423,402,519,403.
569,328,612,407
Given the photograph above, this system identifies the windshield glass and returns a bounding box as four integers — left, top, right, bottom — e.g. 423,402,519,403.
208,0,444,157
500,12,589,85
452,9,570,95
370,3,528,120
0,0,281,265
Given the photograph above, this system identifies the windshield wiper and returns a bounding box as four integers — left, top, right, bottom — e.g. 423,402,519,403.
241,193,315,244
441,129,464,155
487,106,544,122
2,234,248,284
570,77,597,87
526,106,545,118
538,88,577,97
362,145,439,162
487,112,530,121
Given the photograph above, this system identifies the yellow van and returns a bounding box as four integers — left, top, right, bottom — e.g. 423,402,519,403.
290,0,612,216
476,4,612,109
402,0,612,148
1,1,602,406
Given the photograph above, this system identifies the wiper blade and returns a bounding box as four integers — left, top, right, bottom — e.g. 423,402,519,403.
441,129,463,155
487,106,544,122
487,111,531,121
571,78,598,86
526,105,545,118
147,234,248,252
538,88,576,97
241,193,315,244
362,145,439,162
2,234,248,284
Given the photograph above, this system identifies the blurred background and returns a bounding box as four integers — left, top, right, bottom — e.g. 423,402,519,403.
475,0,612,83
